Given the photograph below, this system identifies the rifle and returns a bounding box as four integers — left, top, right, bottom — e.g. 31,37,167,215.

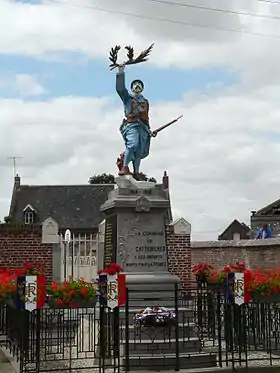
151,115,183,137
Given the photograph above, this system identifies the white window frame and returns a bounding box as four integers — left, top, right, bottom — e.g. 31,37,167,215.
25,211,34,224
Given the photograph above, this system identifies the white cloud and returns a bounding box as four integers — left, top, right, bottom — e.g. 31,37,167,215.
1,0,280,82
15,74,46,96
1,83,280,238
1,0,280,238
0,73,46,97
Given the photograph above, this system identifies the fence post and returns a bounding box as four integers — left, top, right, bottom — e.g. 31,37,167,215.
175,282,180,371
35,309,41,373
113,306,120,364
196,280,204,329
217,290,223,367
125,288,129,372
99,305,106,373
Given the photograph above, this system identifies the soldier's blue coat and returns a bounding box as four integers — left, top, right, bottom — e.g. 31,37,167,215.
116,71,150,173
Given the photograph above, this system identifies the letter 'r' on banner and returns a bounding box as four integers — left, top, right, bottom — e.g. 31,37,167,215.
98,273,126,308
16,275,46,311
234,272,245,305
107,274,118,309
226,272,245,306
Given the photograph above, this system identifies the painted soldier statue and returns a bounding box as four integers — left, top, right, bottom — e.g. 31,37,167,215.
116,63,156,180
109,44,182,180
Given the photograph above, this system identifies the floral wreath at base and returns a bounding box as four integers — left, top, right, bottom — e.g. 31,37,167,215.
134,306,176,327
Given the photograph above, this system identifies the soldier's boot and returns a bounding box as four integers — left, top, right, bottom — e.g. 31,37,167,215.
133,158,142,180
133,172,145,181
118,166,131,176
133,173,141,181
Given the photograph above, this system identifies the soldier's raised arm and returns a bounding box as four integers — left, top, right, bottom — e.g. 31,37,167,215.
116,64,130,104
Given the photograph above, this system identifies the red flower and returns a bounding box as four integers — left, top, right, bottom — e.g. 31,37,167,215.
80,287,87,297
57,299,63,306
98,262,124,276
192,263,214,279
222,265,231,273
105,267,116,276
15,268,26,276
51,281,59,291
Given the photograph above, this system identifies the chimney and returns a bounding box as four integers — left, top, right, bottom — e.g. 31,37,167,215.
162,170,169,189
14,174,20,189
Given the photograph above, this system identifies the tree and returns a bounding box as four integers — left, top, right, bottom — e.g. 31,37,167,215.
88,172,157,184
138,172,157,183
89,173,116,184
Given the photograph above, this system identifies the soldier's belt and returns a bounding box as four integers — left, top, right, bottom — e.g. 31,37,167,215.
125,115,149,124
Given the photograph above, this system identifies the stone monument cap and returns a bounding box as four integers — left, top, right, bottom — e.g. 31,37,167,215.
42,217,59,244
170,217,191,235
115,175,156,190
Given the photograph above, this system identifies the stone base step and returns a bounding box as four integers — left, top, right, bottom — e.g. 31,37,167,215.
129,337,202,354
121,322,199,340
124,352,217,370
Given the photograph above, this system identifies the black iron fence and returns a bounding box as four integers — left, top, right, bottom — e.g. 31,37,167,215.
0,287,280,372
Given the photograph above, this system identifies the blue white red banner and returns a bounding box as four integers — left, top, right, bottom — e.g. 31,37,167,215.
226,272,245,305
16,275,46,311
98,273,126,308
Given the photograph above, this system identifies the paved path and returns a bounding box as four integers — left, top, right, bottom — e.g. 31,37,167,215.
0,349,15,373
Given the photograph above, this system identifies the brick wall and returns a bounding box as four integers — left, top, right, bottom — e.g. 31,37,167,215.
0,225,53,282
192,238,280,270
167,226,191,293
167,237,280,291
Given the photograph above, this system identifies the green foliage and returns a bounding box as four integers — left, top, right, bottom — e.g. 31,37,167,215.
139,173,157,183
88,173,157,184
3,216,23,226
88,173,116,184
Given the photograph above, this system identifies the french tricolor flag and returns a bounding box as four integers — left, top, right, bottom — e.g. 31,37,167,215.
98,273,126,308
16,275,46,311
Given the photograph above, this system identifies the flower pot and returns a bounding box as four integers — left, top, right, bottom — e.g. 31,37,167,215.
47,296,97,309
251,293,280,303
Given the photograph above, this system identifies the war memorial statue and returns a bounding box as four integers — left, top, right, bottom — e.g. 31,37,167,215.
109,44,182,181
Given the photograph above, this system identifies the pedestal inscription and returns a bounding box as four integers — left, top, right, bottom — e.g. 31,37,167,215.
117,212,168,272
104,215,117,267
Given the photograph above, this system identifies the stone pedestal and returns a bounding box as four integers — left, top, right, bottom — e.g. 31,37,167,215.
100,175,180,307
99,175,216,371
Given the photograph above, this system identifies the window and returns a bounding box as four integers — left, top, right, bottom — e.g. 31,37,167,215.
25,211,34,224
233,232,240,241
23,204,36,224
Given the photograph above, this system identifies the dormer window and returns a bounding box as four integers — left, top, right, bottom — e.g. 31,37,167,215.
25,211,34,224
23,204,36,224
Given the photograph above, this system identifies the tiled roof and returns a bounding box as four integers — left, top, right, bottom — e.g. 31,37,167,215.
9,184,114,230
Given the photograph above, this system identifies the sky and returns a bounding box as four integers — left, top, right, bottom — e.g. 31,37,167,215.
1,0,280,239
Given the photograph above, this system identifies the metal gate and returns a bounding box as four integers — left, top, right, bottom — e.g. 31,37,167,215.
60,232,97,281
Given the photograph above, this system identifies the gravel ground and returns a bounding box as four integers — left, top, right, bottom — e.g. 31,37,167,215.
34,342,280,373
2,329,280,373
204,340,280,368
0,349,17,373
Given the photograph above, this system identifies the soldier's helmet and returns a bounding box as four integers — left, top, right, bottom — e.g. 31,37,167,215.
131,79,144,93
